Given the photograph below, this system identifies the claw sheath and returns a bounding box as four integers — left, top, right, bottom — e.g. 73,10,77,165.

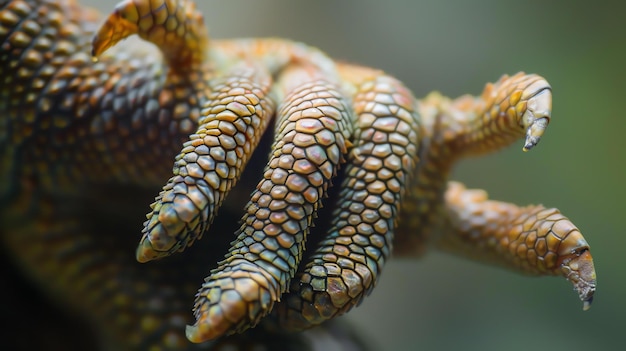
432,72,553,157
558,239,596,310
521,84,552,151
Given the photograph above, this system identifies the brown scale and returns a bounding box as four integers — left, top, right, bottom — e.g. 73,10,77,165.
0,0,596,350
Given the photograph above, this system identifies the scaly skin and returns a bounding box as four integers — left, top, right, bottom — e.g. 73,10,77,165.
0,0,596,350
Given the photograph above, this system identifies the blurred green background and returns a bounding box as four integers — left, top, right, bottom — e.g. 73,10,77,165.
84,1,624,350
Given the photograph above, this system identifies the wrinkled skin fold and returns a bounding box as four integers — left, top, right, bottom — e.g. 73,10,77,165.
0,0,596,350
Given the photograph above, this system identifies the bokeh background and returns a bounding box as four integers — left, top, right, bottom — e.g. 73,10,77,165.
67,1,626,350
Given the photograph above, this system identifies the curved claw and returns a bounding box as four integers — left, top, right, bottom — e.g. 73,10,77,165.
439,182,597,310
521,85,552,151
560,249,596,310
550,210,596,310
92,0,207,68
91,1,137,57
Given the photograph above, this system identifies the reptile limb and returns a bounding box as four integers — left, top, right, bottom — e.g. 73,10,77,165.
0,0,596,349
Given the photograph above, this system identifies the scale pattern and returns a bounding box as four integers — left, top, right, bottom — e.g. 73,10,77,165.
0,0,596,350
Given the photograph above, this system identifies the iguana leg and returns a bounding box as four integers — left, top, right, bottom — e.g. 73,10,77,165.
1,0,597,348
